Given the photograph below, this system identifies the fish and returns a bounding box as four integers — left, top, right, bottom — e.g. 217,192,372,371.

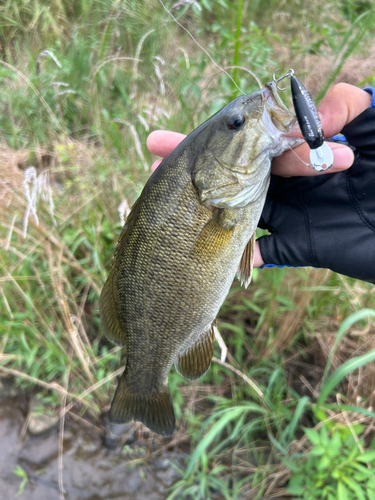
99,81,301,436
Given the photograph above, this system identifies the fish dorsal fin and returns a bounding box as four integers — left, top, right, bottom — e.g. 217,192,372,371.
99,272,127,346
99,197,143,346
175,323,215,381
111,196,142,269
237,232,255,289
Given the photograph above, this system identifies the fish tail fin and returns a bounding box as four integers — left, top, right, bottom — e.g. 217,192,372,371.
109,376,175,436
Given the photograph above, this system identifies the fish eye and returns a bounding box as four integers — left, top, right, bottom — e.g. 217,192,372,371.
227,114,246,130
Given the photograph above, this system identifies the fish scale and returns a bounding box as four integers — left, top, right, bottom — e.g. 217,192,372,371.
100,83,303,435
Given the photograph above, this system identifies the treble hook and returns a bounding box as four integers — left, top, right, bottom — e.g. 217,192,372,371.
271,68,295,91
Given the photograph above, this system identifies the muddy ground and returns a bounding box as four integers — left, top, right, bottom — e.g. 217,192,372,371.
0,382,182,500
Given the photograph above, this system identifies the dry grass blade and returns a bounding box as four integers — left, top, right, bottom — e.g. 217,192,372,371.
261,269,331,357
92,56,141,79
0,366,94,408
57,367,124,420
212,356,264,401
47,245,96,385
132,29,155,96
58,356,71,500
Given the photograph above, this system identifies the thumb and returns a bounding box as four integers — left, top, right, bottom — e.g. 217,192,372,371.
253,240,264,268
255,234,285,268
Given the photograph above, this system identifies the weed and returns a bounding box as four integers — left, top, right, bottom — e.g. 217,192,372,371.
13,465,28,496
285,423,375,500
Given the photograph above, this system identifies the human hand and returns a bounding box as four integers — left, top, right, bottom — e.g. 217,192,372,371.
147,83,375,282
258,83,375,283
147,83,366,174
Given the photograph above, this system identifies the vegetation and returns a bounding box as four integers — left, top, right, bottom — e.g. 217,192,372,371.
0,0,375,498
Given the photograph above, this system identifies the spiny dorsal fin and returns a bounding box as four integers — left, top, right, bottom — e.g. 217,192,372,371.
99,272,127,346
111,196,142,269
175,323,215,381
100,198,143,346
237,232,255,289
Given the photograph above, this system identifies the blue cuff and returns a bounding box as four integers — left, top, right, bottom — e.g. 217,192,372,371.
331,134,347,142
363,87,375,108
260,264,319,269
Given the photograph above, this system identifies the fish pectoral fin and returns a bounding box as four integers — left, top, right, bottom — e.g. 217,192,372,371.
99,273,127,346
175,323,215,381
237,232,255,289
109,375,175,436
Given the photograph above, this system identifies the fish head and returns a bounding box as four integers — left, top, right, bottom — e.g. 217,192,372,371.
192,82,303,209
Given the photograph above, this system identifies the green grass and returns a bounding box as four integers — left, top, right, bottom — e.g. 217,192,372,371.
0,0,375,498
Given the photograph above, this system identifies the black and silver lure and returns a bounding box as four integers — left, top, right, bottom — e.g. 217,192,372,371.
290,72,333,171
268,69,334,172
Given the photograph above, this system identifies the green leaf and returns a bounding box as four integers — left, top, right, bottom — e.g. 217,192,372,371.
324,403,375,421
304,428,321,445
326,432,341,458
342,476,365,500
287,480,305,496
318,348,375,406
317,455,331,471
321,309,375,384
281,396,309,445
268,433,287,455
337,481,349,500
310,444,325,456
282,458,301,472
184,406,263,477
201,0,212,11
356,451,375,463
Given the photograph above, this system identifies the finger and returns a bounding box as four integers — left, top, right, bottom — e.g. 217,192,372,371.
318,83,372,137
272,83,370,178
151,159,163,172
146,130,186,158
271,141,354,177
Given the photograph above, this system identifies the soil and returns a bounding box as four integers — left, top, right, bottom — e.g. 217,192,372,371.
0,387,182,500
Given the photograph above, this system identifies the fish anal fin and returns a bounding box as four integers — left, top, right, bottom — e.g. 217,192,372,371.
175,324,215,381
237,232,255,289
109,376,175,436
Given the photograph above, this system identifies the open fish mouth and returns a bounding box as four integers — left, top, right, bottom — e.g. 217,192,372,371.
262,82,297,135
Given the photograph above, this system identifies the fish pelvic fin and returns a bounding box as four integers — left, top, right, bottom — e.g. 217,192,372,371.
99,273,127,346
175,323,215,381
237,232,255,289
109,376,175,437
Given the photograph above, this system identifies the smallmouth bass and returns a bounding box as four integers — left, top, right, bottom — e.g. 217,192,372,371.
100,82,301,436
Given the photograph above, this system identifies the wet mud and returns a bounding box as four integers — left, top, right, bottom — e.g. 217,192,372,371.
0,387,181,500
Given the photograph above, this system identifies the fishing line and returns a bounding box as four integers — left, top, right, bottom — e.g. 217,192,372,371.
157,0,246,95
224,66,262,90
287,143,312,168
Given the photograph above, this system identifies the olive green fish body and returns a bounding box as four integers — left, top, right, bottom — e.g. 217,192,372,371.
100,84,302,435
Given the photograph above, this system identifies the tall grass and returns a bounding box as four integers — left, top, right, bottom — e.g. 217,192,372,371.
0,0,375,498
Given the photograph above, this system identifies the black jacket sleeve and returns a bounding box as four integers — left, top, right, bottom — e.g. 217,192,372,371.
258,101,375,283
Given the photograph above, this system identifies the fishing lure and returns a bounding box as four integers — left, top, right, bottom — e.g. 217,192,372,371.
269,69,334,172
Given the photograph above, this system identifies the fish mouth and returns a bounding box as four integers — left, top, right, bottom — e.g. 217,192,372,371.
262,82,297,134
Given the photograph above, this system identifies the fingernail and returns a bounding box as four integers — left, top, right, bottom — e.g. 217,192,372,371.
332,146,354,170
